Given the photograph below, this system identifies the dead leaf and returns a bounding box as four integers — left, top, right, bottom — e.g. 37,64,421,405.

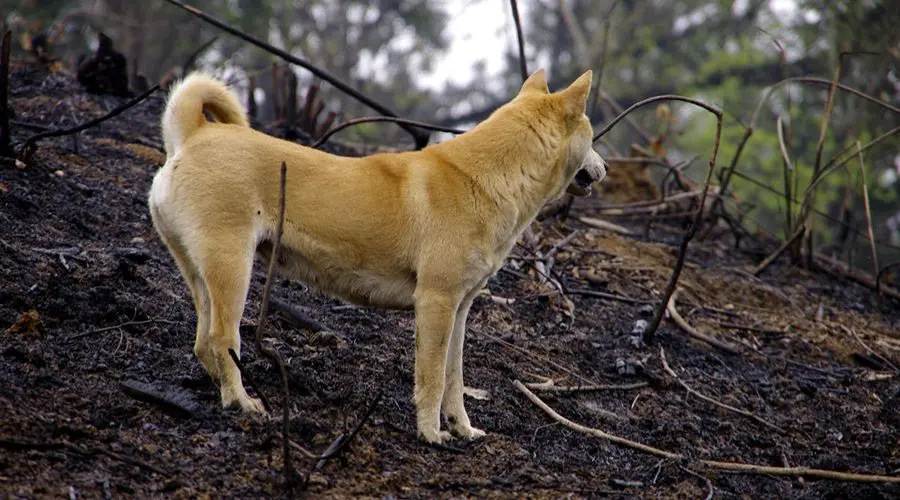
5,309,44,337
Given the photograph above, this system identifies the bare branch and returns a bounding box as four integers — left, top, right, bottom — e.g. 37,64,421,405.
509,0,528,81
311,116,464,149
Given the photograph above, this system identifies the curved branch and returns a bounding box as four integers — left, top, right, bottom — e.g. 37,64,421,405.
593,95,722,142
311,117,465,150
509,0,528,82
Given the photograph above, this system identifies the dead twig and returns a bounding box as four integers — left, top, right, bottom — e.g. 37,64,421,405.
311,116,464,150
665,289,741,354
482,330,600,388
679,466,714,500
227,349,273,413
752,227,805,276
270,297,327,333
69,319,177,340
524,380,648,393
838,325,899,374
240,161,296,491
119,379,201,418
659,347,783,433
855,142,879,281
776,116,794,237
18,84,161,163
513,380,900,483
568,288,654,305
815,253,900,301
509,0,528,82
162,0,430,148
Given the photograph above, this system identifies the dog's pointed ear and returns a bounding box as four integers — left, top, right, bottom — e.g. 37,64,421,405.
559,70,593,114
518,69,549,96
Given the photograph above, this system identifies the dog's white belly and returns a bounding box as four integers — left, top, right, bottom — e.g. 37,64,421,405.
257,242,416,310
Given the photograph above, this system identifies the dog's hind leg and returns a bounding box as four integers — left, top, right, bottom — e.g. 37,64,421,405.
196,237,266,414
441,283,487,440
150,206,217,383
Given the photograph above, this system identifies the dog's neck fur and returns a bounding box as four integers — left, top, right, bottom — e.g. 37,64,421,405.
430,109,570,233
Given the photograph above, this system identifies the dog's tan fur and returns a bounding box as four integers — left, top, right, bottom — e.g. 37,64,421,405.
148,69,606,443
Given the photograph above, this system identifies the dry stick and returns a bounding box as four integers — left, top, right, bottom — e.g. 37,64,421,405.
776,116,794,237
226,349,273,413
665,289,741,355
311,116,464,149
752,227,805,276
838,325,900,375
525,381,648,393
252,161,295,491
568,289,654,305
855,142,879,279
0,30,12,157
513,380,900,483
162,0,430,149
815,253,900,301
659,347,784,433
509,0,528,82
679,466,714,500
593,96,724,343
18,84,161,163
69,319,178,340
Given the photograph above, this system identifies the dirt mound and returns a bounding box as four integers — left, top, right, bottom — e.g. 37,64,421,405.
2,61,898,498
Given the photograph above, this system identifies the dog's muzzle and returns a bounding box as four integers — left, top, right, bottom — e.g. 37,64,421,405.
566,153,607,197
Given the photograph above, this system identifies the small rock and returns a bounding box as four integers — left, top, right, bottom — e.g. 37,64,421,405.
616,357,644,376
309,330,346,348
131,237,145,245
54,170,65,177
628,335,645,349
631,319,648,336
637,305,655,317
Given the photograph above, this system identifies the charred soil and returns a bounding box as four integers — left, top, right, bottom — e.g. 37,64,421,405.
2,61,899,498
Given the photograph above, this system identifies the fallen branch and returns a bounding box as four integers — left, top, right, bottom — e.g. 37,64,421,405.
513,380,900,483
162,0,430,148
18,84,161,163
876,262,900,297
577,216,632,235
310,116,464,150
659,347,784,433
270,297,327,333
665,289,741,354
815,253,900,301
119,379,201,418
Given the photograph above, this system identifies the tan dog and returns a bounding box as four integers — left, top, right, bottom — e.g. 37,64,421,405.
148,69,606,443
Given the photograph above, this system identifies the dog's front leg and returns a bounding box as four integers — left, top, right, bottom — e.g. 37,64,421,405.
441,288,486,440
413,288,461,444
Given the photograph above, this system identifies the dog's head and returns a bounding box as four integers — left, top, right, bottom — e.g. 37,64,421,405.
513,69,607,197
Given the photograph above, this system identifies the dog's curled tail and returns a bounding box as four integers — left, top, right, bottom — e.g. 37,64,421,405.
161,72,249,157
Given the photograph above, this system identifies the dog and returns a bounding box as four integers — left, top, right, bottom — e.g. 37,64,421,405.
147,68,606,444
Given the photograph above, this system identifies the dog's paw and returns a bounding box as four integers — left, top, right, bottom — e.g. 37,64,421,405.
464,386,490,401
418,428,453,445
222,391,268,416
451,423,486,441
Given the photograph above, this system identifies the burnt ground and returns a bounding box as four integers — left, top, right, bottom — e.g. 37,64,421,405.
1,61,899,499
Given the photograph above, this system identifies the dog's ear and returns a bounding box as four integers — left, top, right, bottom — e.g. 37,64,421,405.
558,70,592,115
518,69,549,96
